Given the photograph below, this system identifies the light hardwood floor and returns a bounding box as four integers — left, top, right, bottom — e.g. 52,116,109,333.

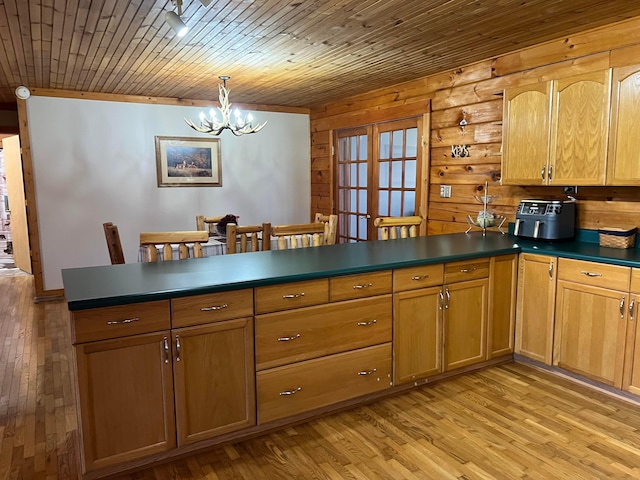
2,275,640,479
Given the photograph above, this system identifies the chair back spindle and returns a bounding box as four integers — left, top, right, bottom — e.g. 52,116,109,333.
139,231,209,262
373,216,422,240
226,223,272,254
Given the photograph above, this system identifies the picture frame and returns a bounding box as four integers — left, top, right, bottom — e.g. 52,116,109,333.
155,136,222,187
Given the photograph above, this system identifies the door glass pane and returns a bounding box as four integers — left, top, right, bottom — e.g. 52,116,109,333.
405,160,416,188
379,161,389,188
406,128,417,157
359,190,367,213
390,191,402,216
349,214,357,232
359,163,367,187
379,132,390,159
350,164,358,186
349,138,357,160
403,192,416,215
350,190,357,206
359,135,368,160
379,191,389,216
392,130,404,158
391,161,403,188
359,217,368,236
339,188,347,210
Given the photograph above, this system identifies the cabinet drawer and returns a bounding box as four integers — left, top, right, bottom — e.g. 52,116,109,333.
557,258,630,291
255,279,329,314
71,300,171,344
257,343,392,424
444,258,490,284
393,264,444,292
255,295,392,370
171,289,253,328
329,271,392,302
631,268,640,293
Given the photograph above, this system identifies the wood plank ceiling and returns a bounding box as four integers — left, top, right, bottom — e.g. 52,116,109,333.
2,0,640,108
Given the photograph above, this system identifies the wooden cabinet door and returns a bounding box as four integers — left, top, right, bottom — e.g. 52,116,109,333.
607,64,640,185
502,82,552,185
393,286,442,384
550,70,611,185
488,254,517,358
443,278,488,371
75,332,176,472
173,318,256,446
555,281,628,388
515,254,557,364
623,289,640,395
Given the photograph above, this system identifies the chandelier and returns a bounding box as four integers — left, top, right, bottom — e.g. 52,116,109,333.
185,76,267,136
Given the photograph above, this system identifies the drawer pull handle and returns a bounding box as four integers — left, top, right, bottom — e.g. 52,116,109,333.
201,303,228,311
580,271,602,277
630,298,636,321
163,336,170,364
282,293,305,299
620,297,626,319
358,369,377,376
106,317,139,325
175,335,181,362
279,387,302,396
460,267,477,273
277,333,301,342
549,261,554,280
411,275,430,281
353,283,373,290
357,319,377,327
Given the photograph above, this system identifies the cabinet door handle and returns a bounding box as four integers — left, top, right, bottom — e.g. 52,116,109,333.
277,333,301,342
620,297,626,319
282,293,305,299
549,261,554,280
460,267,476,273
411,275,430,281
541,165,546,181
200,303,228,311
580,271,603,278
106,317,139,325
357,368,377,376
438,290,444,311
630,298,636,321
445,287,451,309
279,387,302,396
353,283,373,289
163,336,170,364
175,335,182,362
548,165,553,181
357,319,377,326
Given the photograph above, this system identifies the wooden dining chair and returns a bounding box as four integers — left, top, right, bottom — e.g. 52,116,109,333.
271,222,329,249
314,213,338,245
139,231,209,262
373,216,423,240
103,222,125,264
226,223,272,254
195,215,224,235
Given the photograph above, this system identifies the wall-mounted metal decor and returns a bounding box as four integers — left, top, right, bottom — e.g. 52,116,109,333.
451,145,470,158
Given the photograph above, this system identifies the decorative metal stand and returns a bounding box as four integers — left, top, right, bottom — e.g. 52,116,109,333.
465,181,507,235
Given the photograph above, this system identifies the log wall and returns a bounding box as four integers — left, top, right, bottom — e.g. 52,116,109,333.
310,16,640,235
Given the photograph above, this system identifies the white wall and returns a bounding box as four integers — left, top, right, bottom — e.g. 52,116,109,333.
26,96,310,290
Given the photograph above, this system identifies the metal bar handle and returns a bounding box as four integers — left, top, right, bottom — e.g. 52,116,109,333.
353,283,373,289
163,336,170,364
279,387,302,396
580,271,603,277
106,317,139,325
200,303,228,311
282,293,305,299
357,368,377,376
549,261,554,280
411,275,430,281
620,297,626,319
541,165,546,181
438,290,444,311
548,165,553,181
175,335,181,362
357,319,377,326
460,267,477,273
445,288,451,309
630,298,636,321
277,333,301,342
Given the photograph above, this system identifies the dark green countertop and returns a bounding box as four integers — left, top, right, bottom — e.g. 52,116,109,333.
62,231,640,311
62,232,518,311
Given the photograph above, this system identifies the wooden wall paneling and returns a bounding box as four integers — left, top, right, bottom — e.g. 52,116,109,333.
610,43,640,67
431,99,503,129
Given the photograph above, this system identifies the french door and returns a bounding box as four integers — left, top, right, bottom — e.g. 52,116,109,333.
335,117,423,242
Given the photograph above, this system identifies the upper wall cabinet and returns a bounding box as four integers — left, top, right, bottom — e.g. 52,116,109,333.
607,65,640,185
502,82,552,185
502,70,612,186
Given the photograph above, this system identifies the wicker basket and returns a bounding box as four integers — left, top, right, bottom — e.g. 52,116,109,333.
598,226,637,249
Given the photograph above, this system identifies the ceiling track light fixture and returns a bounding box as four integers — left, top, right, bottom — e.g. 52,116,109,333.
166,0,188,37
185,76,267,136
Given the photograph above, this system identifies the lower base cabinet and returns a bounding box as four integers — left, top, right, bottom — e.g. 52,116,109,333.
257,343,392,424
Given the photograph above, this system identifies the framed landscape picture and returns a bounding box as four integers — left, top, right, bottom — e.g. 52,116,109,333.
155,136,222,187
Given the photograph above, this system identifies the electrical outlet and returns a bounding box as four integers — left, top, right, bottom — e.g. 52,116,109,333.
562,186,578,195
440,185,451,198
